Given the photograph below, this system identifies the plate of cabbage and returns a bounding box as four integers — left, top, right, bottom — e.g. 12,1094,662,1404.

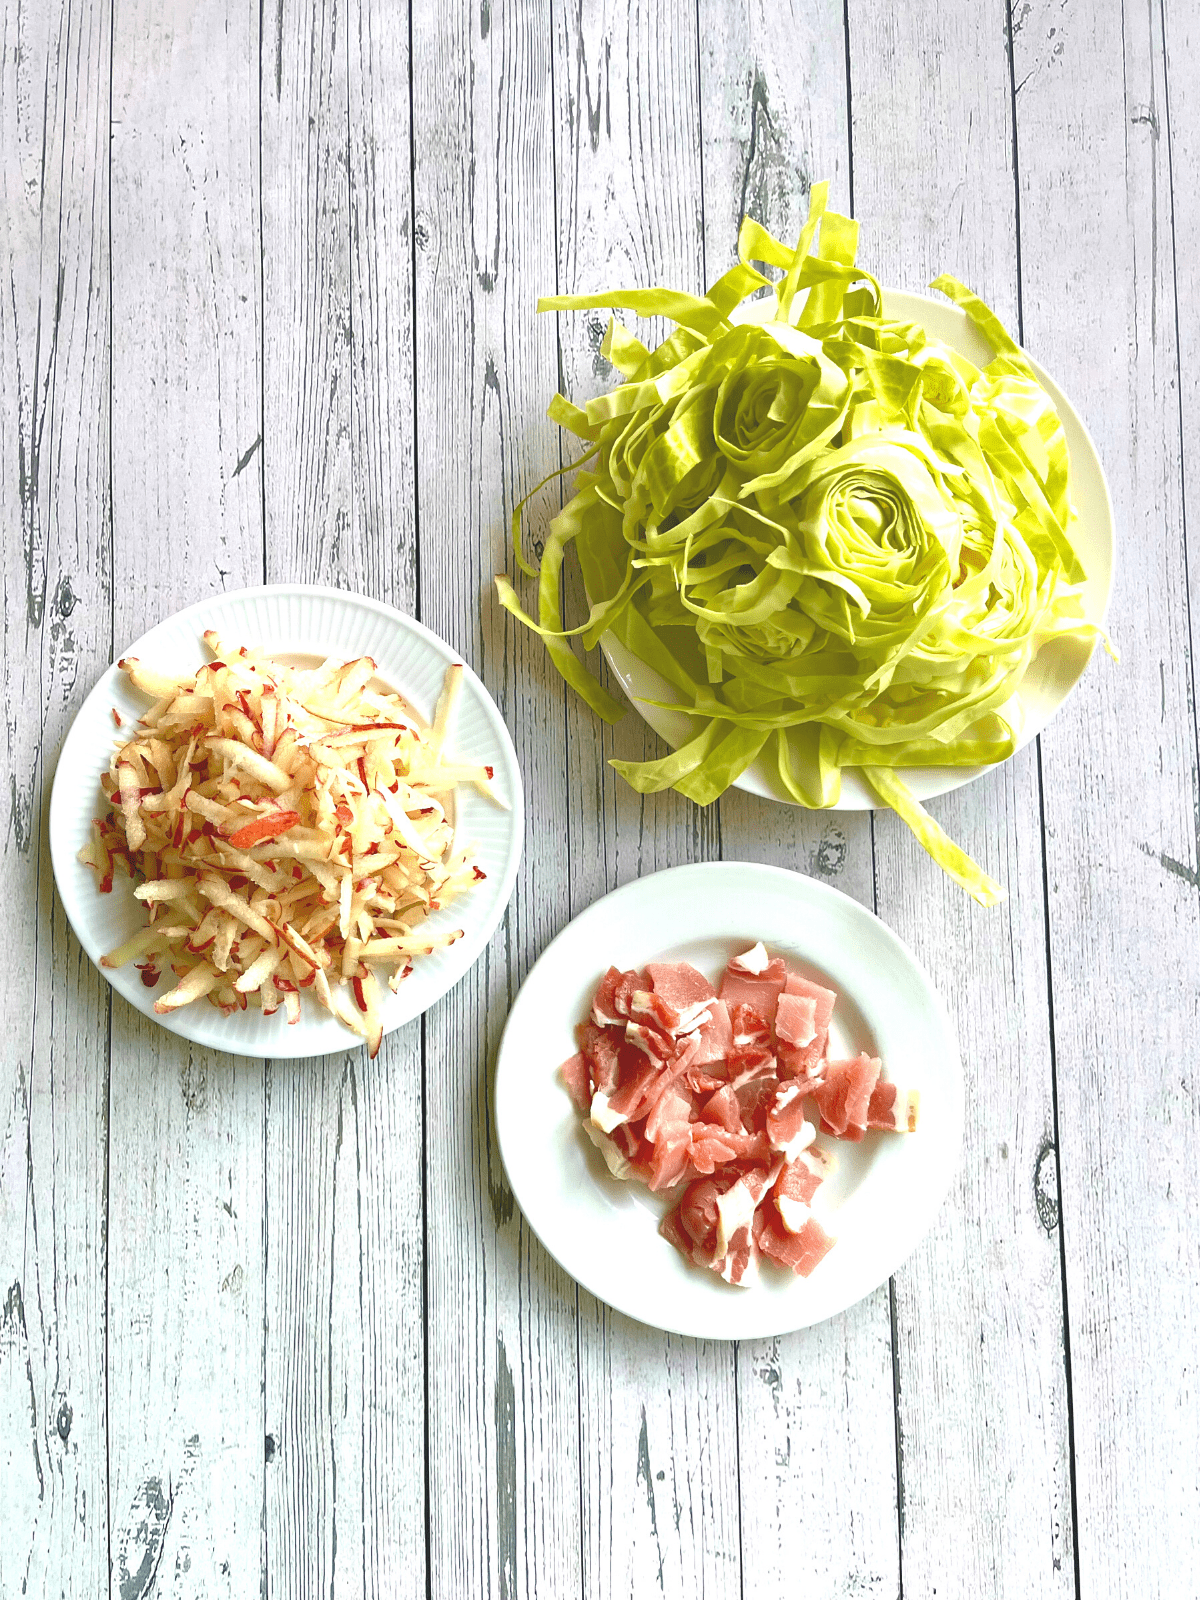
498,182,1113,904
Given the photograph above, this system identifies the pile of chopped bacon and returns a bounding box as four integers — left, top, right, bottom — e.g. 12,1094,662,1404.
559,944,919,1287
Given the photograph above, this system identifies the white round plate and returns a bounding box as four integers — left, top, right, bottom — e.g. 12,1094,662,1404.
494,861,962,1338
50,584,524,1059
599,287,1115,808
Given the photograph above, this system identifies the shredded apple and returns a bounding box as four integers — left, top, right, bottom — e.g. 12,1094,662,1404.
79,631,496,1056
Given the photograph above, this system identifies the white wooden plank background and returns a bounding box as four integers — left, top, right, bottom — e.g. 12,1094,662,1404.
1,1,1196,1597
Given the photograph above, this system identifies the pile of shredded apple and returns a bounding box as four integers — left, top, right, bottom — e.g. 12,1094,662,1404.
79,632,495,1055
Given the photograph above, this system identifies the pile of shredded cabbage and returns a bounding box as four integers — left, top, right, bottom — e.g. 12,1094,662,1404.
497,182,1101,905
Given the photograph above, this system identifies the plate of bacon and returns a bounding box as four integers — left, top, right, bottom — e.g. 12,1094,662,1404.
494,861,962,1338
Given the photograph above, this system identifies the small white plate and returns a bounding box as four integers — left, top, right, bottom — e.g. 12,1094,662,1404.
49,584,523,1059
599,288,1115,808
494,861,962,1338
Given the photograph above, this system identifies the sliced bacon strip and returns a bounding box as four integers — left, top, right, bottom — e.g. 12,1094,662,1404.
774,991,818,1047
590,966,642,1026
754,1208,835,1276
718,956,787,1027
646,960,717,1009
765,1082,815,1158
559,1051,592,1113
866,1079,920,1132
810,1053,883,1140
688,998,733,1068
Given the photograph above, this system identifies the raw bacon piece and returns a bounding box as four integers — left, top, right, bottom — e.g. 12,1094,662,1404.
783,970,837,1026
765,1082,816,1159
719,956,788,1027
771,1146,833,1232
731,1068,779,1132
559,1051,591,1113
754,1208,835,1276
663,1172,743,1269
659,1203,702,1264
584,1122,634,1179
712,1158,783,1285
810,1053,883,1140
643,1082,694,1143
610,1123,641,1160
631,987,715,1039
663,1165,778,1285
696,1084,743,1134
624,1020,675,1061
725,1002,775,1080
727,1002,770,1049
717,1222,756,1286
629,1033,702,1124
631,982,714,1038
628,988,681,1033
728,942,771,975
594,1040,666,1126
774,991,818,1047
648,1128,710,1191
775,1037,825,1083
590,966,642,1026
606,1124,656,1184
866,1079,920,1132
576,1021,624,1093
679,1175,732,1262
691,1129,769,1170
648,1126,770,1191
775,972,837,1080
684,1066,727,1096
688,998,733,1068
646,961,717,1010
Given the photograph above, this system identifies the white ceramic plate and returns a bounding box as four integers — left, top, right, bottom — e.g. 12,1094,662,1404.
599,288,1115,808
494,861,962,1338
50,585,523,1059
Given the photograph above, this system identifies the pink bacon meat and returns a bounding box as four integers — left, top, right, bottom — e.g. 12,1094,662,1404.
558,947,920,1289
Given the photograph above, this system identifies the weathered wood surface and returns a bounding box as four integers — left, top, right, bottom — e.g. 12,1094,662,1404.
413,5,582,1598
1016,1,1200,1594
261,3,426,1595
699,8,902,1596
0,0,1195,1597
105,3,267,1594
849,3,1077,1596
0,2,111,1596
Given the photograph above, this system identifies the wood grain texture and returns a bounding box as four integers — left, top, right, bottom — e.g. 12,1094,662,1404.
697,7,901,1591
347,0,419,613
553,0,719,911
263,1041,426,1600
698,0,851,256
550,6,742,1596
2,1,1196,1595
0,0,112,1594
262,0,351,592
848,1,1075,1592
412,3,581,1597
260,3,424,1594
106,1,267,1594
1166,0,1200,671
1015,0,1200,1591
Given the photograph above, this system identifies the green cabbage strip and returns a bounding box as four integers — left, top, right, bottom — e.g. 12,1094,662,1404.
497,184,1104,905
861,767,1005,907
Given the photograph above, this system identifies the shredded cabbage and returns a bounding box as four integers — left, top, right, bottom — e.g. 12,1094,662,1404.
497,182,1103,906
